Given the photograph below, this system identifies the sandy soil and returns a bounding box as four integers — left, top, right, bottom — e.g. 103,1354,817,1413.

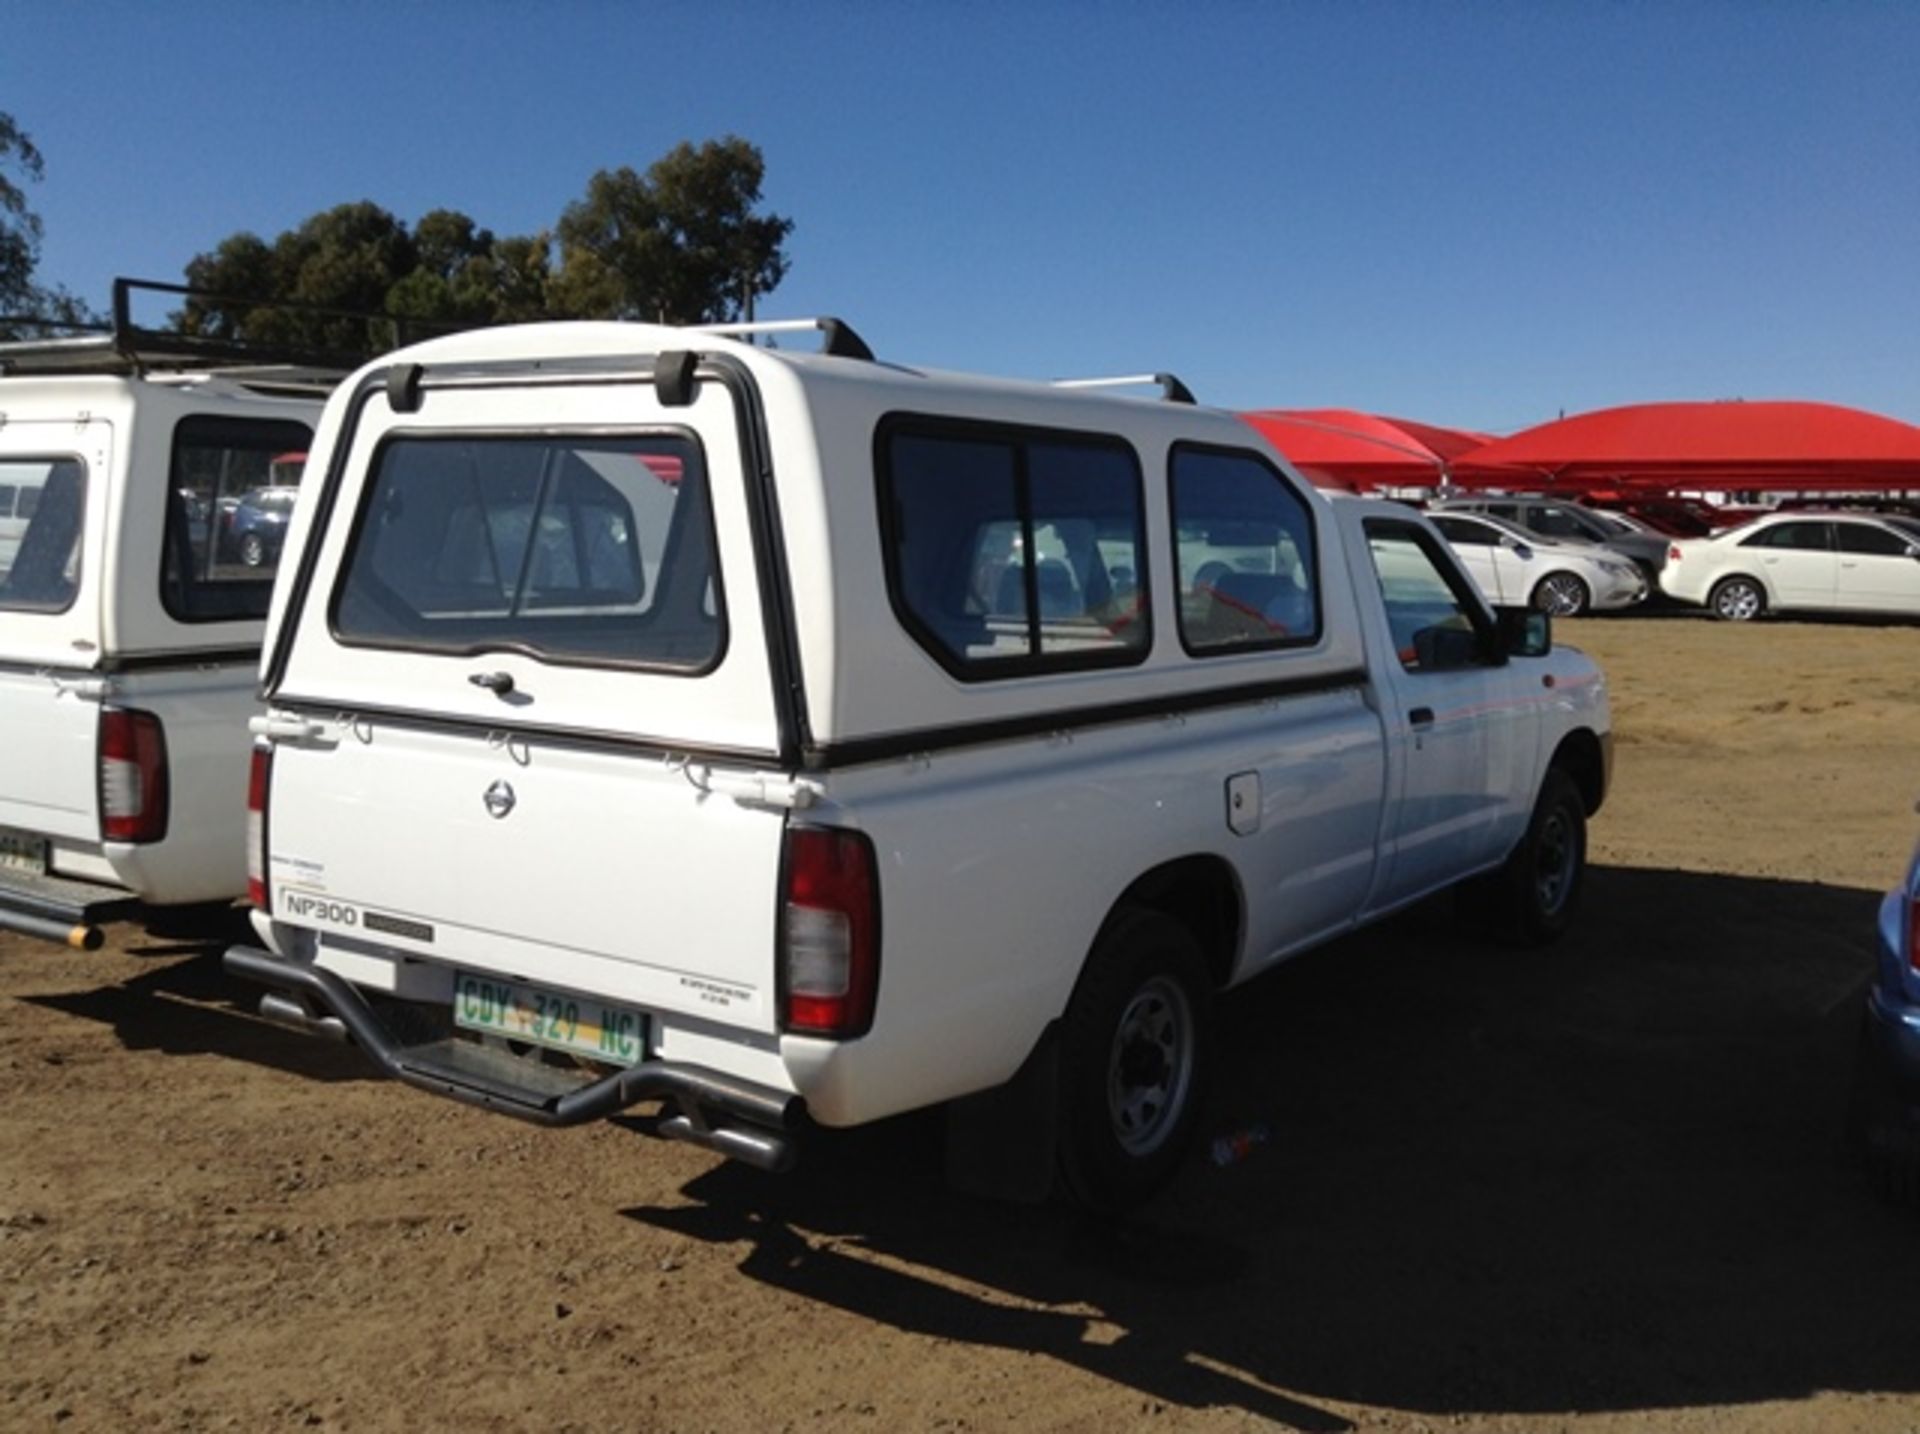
3,613,1919,1433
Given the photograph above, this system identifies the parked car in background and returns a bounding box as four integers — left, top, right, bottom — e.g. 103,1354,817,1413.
1429,511,1647,615
1659,512,1920,621
221,484,302,567
1848,836,1920,1206
1431,495,1670,583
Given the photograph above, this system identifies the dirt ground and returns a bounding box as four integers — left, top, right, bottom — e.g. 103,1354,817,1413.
4,613,1919,1433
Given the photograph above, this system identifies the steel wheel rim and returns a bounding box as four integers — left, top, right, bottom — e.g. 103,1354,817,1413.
1717,582,1759,620
1536,810,1576,916
1538,575,1586,616
1106,975,1195,1157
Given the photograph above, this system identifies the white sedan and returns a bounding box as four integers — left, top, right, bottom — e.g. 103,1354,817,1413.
1428,511,1649,615
1660,511,1920,620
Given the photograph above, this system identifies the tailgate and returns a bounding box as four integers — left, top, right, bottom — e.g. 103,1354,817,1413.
0,669,99,844
261,359,794,1033
266,720,787,1032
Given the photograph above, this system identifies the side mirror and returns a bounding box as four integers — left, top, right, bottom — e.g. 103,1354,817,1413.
1507,539,1534,561
1495,605,1552,658
1907,545,1920,561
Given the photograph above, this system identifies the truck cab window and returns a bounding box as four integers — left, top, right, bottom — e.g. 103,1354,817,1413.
1364,521,1489,672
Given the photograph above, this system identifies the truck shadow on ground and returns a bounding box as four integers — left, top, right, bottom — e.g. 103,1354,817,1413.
24,908,372,1085
626,864,1916,1426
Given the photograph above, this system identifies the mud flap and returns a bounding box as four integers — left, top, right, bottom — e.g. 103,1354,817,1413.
943,1022,1060,1203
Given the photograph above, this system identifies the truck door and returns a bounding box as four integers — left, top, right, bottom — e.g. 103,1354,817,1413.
1352,514,1535,908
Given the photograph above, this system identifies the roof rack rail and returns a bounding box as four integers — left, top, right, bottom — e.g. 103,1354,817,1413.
1051,373,1196,405
689,316,875,363
0,277,460,383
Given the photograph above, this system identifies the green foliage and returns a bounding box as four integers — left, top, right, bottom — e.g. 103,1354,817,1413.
552,137,793,324
0,110,99,338
175,135,792,354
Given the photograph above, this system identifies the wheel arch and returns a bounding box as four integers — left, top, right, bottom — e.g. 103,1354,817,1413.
1550,727,1608,816
1098,855,1245,993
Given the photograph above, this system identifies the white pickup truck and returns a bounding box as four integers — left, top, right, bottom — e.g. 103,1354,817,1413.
0,315,322,947
227,319,1610,1207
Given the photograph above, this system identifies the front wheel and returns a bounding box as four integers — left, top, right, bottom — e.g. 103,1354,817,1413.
1057,908,1212,1211
1531,572,1590,616
239,532,267,568
1709,576,1764,622
1476,767,1587,946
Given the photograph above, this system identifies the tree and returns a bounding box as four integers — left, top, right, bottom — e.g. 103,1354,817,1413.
0,110,97,338
179,201,420,355
550,136,792,323
172,134,793,353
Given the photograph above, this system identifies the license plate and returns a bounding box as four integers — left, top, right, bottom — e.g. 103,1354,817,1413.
452,972,646,1066
0,827,48,876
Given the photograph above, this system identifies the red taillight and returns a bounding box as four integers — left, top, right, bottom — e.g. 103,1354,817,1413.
1668,544,1684,562
98,707,169,844
780,826,880,1038
247,745,271,909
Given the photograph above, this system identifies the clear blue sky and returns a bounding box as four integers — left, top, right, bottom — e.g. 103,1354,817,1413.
6,1,1917,432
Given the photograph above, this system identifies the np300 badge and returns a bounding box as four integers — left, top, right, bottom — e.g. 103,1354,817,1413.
483,780,516,819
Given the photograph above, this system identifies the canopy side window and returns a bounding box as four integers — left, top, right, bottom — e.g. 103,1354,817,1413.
1171,444,1321,655
876,417,1150,680
0,456,86,614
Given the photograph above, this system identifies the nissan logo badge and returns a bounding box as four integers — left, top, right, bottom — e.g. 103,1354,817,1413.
483,780,517,819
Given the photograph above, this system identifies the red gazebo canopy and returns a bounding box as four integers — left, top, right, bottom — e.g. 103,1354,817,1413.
1238,409,1451,490
1450,400,1920,492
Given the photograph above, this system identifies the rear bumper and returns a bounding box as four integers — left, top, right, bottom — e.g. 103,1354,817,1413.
0,868,136,949
224,943,806,1171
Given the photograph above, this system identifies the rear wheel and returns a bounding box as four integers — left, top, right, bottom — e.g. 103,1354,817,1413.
1531,572,1590,616
1709,576,1764,622
1057,907,1211,1211
239,532,267,568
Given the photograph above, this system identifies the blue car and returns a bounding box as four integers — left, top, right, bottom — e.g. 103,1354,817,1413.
222,485,300,568
1849,838,1920,1206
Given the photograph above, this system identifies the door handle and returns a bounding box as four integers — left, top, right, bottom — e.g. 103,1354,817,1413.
1409,707,1435,728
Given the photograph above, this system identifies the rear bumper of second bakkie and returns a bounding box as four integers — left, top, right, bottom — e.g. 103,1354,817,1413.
0,867,136,949
223,944,806,1171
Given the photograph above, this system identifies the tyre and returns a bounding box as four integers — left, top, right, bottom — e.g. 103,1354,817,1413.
1846,1018,1920,1208
1531,572,1590,616
239,532,267,568
1708,576,1764,622
1056,907,1212,1211
1481,767,1587,945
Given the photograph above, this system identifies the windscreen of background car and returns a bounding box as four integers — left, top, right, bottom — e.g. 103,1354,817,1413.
330,433,720,670
164,416,315,622
0,457,86,613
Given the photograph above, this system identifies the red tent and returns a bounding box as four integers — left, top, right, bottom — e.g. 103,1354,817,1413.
1450,401,1920,493
1372,416,1494,464
1238,409,1450,490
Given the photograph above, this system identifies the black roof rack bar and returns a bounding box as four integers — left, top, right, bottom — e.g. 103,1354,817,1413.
0,277,472,378
1051,373,1197,405
690,316,875,363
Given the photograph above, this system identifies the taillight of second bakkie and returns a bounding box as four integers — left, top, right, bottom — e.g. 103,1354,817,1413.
780,826,880,1038
246,744,271,908
99,707,169,844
